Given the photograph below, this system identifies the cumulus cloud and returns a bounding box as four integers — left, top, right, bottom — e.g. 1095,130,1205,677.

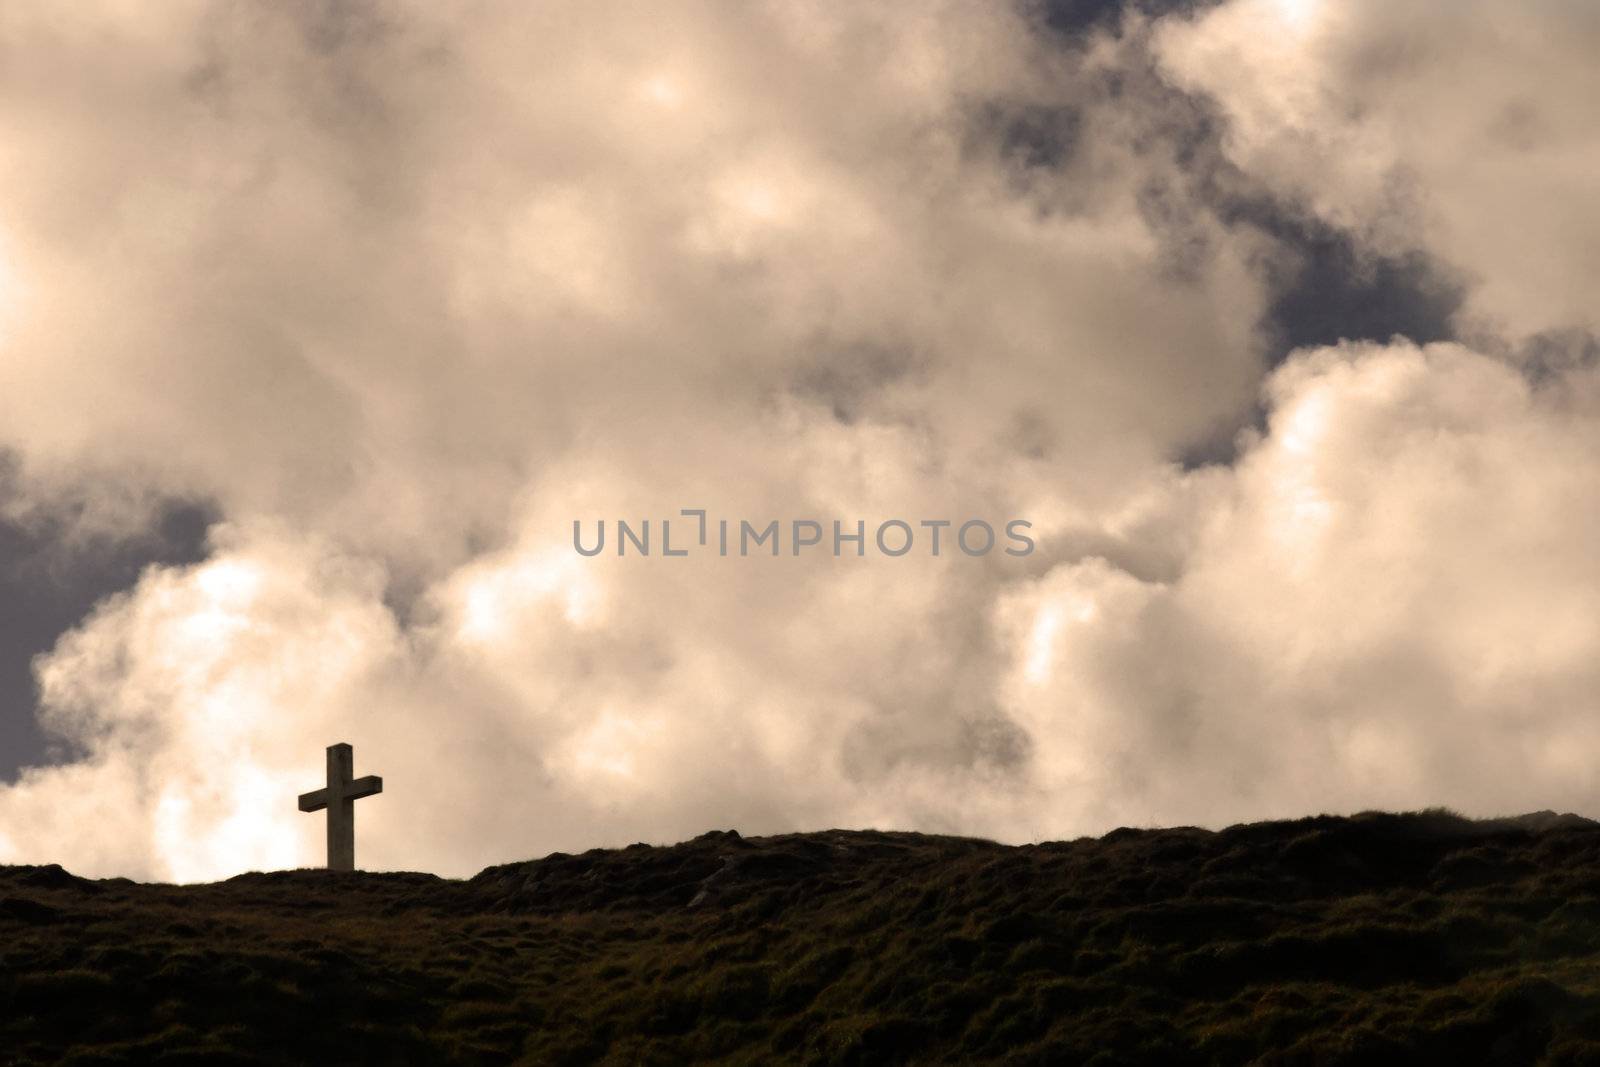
1155,0,1600,340
1000,340,1600,834
0,1,1267,556
0,1,1596,880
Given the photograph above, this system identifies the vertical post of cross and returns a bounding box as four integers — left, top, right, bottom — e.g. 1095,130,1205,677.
325,743,356,871
297,742,383,871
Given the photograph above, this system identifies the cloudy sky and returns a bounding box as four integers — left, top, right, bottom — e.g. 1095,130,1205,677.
0,0,1595,882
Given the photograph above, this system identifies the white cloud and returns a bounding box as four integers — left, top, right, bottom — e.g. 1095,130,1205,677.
5,526,403,881
0,3,1596,880
1000,340,1600,833
8,338,1596,881
1156,0,1600,339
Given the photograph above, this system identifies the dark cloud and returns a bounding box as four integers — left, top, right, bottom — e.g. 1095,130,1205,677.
1247,212,1463,361
1029,0,1222,39
1175,204,1465,469
972,100,1085,173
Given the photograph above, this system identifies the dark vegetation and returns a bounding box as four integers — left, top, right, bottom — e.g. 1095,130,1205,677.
4,810,1600,1065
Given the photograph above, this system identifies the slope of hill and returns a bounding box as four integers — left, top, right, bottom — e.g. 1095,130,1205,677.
4,810,1600,1065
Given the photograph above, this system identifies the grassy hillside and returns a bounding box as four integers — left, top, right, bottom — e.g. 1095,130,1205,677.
4,810,1600,1065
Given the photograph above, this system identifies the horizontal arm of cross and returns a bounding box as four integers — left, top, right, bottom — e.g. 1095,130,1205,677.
347,775,383,800
297,788,330,812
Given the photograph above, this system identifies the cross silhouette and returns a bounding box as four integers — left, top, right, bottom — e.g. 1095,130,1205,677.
297,743,383,871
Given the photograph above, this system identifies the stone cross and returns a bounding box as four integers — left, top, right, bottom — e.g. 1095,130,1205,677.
297,743,383,871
